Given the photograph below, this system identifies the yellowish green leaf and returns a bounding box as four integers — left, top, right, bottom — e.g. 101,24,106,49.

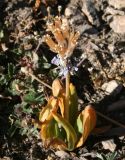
58,96,65,117
75,112,83,135
76,105,96,148
52,112,77,151
39,97,58,123
40,119,58,142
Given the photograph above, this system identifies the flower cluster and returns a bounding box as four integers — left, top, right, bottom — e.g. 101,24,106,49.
43,15,80,58
43,11,80,76
51,55,78,76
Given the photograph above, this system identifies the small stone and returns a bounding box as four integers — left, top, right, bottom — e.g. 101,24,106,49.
110,15,125,33
102,80,122,95
47,156,54,160
55,151,70,159
109,0,125,9
101,139,116,152
108,44,114,52
1,43,8,51
106,7,124,16
1,157,11,160
119,136,124,140
65,7,73,17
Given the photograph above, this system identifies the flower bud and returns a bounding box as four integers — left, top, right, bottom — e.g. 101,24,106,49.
52,79,63,97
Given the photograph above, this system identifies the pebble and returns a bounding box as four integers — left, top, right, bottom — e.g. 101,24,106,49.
101,80,122,95
106,7,124,16
0,157,11,160
110,15,125,33
109,0,125,9
65,7,73,17
108,44,114,53
101,139,116,152
55,151,70,159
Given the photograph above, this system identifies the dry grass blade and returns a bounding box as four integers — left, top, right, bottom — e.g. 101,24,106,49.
96,111,125,129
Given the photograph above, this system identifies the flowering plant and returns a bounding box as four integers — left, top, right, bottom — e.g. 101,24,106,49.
38,10,97,151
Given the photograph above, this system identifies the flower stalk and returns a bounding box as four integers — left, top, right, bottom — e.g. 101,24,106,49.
65,70,70,121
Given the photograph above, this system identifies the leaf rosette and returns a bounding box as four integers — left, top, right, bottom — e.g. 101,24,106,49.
39,79,96,151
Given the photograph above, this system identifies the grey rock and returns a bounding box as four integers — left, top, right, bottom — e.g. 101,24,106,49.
106,7,124,16
101,139,116,152
109,0,125,9
55,151,70,159
110,15,125,33
102,80,122,95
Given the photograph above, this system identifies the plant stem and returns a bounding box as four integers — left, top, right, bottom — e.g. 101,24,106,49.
28,72,52,90
96,111,125,129
65,71,70,121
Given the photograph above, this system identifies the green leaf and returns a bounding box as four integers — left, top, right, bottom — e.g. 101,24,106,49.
41,118,60,141
107,152,118,160
43,63,51,69
0,30,4,38
75,113,83,135
47,119,60,138
8,125,18,137
52,112,77,151
23,105,33,114
97,152,118,160
76,105,96,148
8,63,14,78
23,91,44,104
8,119,21,137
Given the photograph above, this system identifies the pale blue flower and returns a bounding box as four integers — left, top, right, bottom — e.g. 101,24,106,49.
51,55,78,76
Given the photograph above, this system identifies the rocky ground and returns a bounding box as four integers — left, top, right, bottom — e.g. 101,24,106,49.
0,0,125,159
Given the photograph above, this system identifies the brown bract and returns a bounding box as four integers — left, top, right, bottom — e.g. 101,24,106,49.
43,16,80,58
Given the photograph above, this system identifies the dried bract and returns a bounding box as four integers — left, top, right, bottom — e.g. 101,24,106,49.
43,14,80,58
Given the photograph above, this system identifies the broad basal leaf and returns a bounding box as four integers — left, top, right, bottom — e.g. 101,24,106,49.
58,96,65,117
40,118,58,143
40,118,67,150
52,112,77,151
39,97,58,123
75,112,83,138
76,105,96,148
